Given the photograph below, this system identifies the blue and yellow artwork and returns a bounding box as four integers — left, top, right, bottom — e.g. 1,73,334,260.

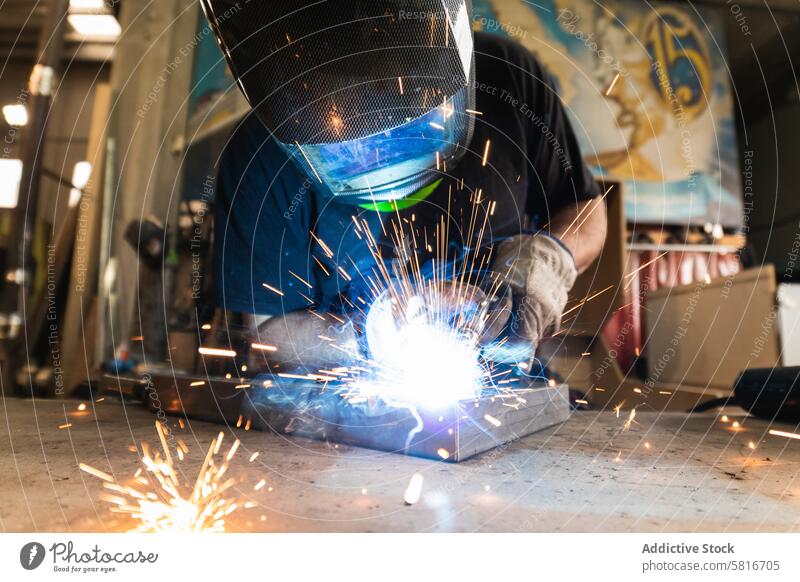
473,0,743,227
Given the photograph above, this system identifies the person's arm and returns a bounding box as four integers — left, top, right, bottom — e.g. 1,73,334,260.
245,311,359,371
492,43,607,345
548,196,607,275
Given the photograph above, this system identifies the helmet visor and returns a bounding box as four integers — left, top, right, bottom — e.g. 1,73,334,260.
283,86,473,202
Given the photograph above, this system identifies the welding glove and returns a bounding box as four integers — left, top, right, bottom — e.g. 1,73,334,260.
492,234,578,350
251,311,360,372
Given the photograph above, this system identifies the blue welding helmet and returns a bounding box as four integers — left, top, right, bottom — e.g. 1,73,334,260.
201,0,476,204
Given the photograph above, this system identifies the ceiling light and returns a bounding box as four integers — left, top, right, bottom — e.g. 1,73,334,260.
71,161,92,190
67,14,121,37
0,160,23,209
69,0,106,8
2,104,28,126
69,161,92,207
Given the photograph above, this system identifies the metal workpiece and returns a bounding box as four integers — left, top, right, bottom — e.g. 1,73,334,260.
104,373,570,462
242,381,570,462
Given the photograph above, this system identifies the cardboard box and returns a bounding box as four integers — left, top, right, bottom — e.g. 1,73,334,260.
645,265,782,390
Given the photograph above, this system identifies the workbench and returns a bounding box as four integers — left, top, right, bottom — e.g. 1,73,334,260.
2,397,799,532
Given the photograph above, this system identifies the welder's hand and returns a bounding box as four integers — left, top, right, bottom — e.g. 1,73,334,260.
250,311,360,372
492,234,578,345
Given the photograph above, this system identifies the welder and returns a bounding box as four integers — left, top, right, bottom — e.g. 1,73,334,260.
202,0,606,370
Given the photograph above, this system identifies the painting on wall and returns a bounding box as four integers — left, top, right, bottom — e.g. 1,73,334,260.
473,0,743,228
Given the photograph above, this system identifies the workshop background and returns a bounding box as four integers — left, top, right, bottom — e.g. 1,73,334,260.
1,0,800,533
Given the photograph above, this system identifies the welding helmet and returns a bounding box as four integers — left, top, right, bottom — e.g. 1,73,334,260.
201,0,476,204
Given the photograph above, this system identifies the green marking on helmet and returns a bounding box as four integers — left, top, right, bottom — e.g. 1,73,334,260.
358,178,442,212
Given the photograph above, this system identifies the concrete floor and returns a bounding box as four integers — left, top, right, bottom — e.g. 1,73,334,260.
2,396,800,532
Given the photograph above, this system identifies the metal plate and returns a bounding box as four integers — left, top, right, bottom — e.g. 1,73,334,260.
104,373,570,462
242,381,570,462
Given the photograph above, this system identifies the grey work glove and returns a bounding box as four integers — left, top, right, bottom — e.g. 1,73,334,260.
493,234,578,346
251,311,360,372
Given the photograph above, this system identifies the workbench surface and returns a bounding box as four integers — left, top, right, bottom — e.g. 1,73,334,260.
2,397,799,532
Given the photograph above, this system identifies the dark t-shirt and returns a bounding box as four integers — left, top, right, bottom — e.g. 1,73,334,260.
214,32,600,315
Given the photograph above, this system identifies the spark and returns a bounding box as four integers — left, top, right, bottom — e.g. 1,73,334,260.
437,448,451,460
561,285,614,317
311,232,334,258
59,423,72,429
769,429,800,441
249,452,259,462
481,139,491,166
190,381,205,387
465,108,483,115
623,408,637,431
201,323,212,330
563,185,613,235
721,415,729,422
732,421,740,429
575,399,589,405
294,141,322,182
605,73,621,96
337,265,352,281
404,473,424,505
361,488,368,495
398,77,404,94
484,414,502,427
79,463,114,482
288,270,313,289
278,372,317,381
254,479,266,491
623,252,669,289
251,343,277,352
262,282,284,296
429,122,445,130
198,347,237,358
82,424,244,532
77,403,87,411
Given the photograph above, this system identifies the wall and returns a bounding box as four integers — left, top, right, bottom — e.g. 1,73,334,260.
747,97,800,281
